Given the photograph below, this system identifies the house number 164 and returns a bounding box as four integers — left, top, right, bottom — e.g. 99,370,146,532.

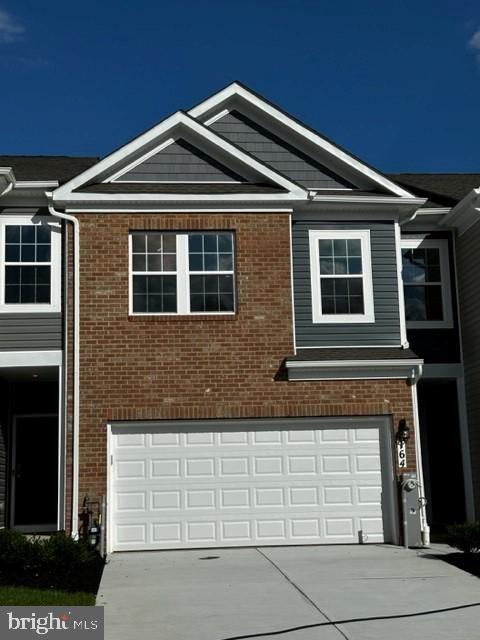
397,441,407,468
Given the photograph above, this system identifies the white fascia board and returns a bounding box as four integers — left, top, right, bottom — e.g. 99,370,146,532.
414,208,451,215
54,192,305,207
311,195,426,206
0,350,62,367
15,181,59,189
64,206,294,214
188,82,415,199
285,359,423,368
53,111,307,202
286,359,424,381
441,189,480,235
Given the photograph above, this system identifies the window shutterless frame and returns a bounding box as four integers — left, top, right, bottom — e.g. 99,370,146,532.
128,231,236,316
401,237,453,329
0,217,61,313
309,229,375,324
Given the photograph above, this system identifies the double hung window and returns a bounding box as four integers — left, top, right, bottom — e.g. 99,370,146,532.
0,218,61,312
309,230,375,323
401,238,452,327
130,231,235,315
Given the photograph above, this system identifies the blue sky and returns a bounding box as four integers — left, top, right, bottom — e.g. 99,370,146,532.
1,0,479,172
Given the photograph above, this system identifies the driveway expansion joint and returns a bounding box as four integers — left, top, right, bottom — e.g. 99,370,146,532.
255,547,350,640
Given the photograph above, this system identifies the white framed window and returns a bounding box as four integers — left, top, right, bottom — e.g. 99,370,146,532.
129,231,235,315
401,237,453,328
0,217,61,313
309,229,375,324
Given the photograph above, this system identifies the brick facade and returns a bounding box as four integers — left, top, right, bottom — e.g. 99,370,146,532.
65,211,415,531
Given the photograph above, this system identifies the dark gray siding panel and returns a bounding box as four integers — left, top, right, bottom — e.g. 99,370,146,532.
119,139,244,183
456,222,480,516
211,111,352,189
293,220,401,347
0,314,62,351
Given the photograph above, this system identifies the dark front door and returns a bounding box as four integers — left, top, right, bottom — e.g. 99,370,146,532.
418,380,466,530
11,415,58,531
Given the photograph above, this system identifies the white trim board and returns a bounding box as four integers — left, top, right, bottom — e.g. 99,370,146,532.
0,350,62,367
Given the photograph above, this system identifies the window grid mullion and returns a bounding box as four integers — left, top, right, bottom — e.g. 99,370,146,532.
176,234,190,314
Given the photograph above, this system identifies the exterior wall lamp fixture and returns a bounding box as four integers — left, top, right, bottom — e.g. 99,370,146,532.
396,419,411,442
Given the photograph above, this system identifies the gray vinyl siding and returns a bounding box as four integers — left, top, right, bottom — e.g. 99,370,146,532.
293,220,401,347
456,221,480,516
210,111,352,189
0,314,62,351
118,139,244,183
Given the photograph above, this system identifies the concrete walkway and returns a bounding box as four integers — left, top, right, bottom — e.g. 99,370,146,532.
97,545,480,640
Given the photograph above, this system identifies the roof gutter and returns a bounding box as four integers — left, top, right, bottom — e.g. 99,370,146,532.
285,358,424,382
440,188,480,235
46,194,81,540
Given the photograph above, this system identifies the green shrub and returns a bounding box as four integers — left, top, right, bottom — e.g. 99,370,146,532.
0,530,104,593
446,522,480,554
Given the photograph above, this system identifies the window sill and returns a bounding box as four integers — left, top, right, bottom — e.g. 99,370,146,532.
312,314,375,324
0,305,60,313
128,313,238,322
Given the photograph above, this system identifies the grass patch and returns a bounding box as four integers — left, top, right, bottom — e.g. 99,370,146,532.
0,585,95,606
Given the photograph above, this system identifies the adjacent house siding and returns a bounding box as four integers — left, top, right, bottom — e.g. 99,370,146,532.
293,220,401,347
456,221,480,516
0,314,62,351
404,232,461,364
210,111,352,189
117,139,244,183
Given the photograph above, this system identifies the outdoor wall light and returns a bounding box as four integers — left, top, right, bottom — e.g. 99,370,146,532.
396,419,411,442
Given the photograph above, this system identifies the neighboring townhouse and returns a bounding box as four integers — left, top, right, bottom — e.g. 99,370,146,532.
0,82,478,550
0,156,96,532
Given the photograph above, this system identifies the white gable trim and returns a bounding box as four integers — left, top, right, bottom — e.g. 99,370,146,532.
188,82,414,199
107,137,176,182
53,111,307,203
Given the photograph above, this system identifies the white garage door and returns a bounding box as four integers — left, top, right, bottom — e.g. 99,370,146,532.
109,418,395,551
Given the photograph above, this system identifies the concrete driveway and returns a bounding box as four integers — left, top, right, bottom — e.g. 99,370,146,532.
97,545,480,640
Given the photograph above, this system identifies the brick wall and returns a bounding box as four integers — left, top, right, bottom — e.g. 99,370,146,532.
65,212,415,531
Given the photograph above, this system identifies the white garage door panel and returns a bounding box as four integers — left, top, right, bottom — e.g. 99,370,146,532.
111,423,391,551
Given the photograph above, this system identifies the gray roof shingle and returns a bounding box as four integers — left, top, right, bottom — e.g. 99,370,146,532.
388,173,480,207
75,182,287,194
0,155,99,184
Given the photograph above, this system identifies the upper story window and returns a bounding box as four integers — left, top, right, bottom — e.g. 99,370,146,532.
308,229,375,324
129,231,235,315
401,237,453,328
0,217,61,313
